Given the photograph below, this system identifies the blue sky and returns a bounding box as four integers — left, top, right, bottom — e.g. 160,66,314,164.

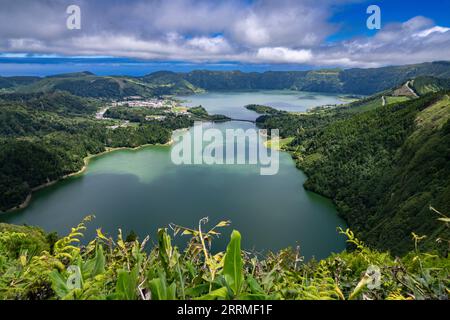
328,0,450,39
0,0,449,76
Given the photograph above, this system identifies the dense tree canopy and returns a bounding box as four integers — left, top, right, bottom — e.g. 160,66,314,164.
258,92,450,254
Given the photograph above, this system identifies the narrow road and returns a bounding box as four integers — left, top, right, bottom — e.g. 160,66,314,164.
405,80,419,97
95,104,130,130
95,106,110,119
381,96,386,106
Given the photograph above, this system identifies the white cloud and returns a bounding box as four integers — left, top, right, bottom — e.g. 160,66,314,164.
256,47,313,63
0,1,449,67
415,26,450,38
313,17,450,67
186,36,232,54
231,0,335,48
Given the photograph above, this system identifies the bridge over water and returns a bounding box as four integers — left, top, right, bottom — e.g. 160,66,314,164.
228,118,257,124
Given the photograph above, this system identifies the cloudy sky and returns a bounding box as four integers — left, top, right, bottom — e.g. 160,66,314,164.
0,0,449,75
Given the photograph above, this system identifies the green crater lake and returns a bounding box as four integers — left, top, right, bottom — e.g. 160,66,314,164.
1,91,347,259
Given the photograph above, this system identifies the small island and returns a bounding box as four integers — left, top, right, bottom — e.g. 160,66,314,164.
188,106,231,122
245,104,286,115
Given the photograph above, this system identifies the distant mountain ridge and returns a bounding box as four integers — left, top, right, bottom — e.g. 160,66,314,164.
142,61,450,95
0,76,41,89
1,61,450,97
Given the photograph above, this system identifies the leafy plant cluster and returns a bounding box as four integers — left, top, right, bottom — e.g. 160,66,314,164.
0,217,448,300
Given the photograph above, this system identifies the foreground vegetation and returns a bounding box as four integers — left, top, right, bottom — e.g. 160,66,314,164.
0,216,448,300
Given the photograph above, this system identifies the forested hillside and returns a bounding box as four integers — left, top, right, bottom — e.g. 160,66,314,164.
0,92,190,212
339,61,450,94
141,71,205,95
258,91,450,255
0,76,40,90
412,76,450,95
7,72,201,98
17,73,160,98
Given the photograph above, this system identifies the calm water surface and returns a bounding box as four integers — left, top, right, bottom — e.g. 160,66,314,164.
1,91,347,259
177,90,345,121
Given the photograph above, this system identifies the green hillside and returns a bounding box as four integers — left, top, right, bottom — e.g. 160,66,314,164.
0,76,40,87
258,92,450,255
17,73,158,98
412,76,450,95
7,71,198,98
141,71,204,95
339,61,450,94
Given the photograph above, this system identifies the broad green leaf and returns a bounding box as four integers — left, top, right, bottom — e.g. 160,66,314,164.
185,284,210,297
237,293,267,300
83,245,105,278
158,228,175,271
49,270,70,299
247,275,265,294
115,266,139,300
196,287,228,300
167,282,177,300
91,245,106,276
223,230,243,296
148,277,167,300
148,271,177,300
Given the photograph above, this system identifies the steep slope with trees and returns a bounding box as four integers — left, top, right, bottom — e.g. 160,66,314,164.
258,92,450,255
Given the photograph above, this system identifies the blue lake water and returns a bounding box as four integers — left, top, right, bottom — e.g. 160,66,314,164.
1,91,348,259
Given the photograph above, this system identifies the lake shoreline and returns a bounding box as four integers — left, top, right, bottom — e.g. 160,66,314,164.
13,123,286,215
1,138,175,214
1,91,349,258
